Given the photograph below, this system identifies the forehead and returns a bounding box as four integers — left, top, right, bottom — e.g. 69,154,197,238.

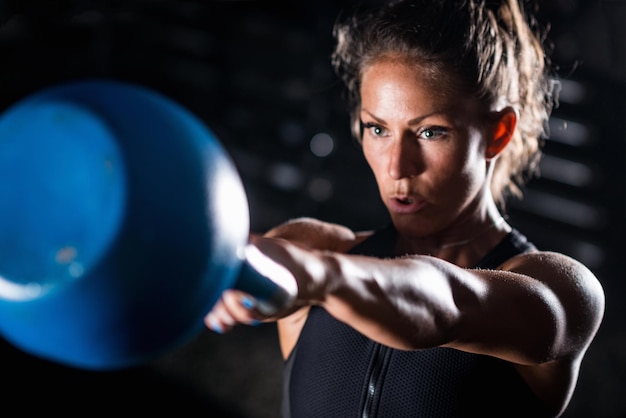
359,58,475,118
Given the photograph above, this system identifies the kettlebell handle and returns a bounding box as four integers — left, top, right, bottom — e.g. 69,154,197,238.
237,245,298,316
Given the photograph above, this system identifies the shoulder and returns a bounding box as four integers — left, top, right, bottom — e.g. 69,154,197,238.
500,250,603,299
501,250,605,350
263,217,372,253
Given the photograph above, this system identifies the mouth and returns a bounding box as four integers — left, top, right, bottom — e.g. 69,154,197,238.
387,194,426,214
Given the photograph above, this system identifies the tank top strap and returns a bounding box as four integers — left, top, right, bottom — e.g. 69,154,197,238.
473,228,536,269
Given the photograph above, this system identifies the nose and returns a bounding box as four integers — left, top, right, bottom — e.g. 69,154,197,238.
387,135,421,180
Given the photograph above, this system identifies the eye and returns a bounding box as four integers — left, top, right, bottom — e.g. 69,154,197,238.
417,126,447,140
362,122,389,138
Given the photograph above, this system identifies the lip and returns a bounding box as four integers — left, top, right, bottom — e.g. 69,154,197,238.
387,195,427,214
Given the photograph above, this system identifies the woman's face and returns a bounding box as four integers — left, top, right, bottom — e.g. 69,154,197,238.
360,59,492,238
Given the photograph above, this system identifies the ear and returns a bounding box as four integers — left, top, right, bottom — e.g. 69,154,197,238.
485,107,517,160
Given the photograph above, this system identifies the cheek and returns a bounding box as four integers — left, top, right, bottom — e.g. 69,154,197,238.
449,135,487,197
428,137,485,200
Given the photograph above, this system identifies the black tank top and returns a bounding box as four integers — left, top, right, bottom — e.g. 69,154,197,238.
282,225,554,417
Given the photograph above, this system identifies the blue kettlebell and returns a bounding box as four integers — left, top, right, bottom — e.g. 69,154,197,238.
0,79,295,370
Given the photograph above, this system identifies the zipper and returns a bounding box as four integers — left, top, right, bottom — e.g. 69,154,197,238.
361,343,389,418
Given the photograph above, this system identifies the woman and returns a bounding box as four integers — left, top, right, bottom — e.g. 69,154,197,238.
205,1,605,416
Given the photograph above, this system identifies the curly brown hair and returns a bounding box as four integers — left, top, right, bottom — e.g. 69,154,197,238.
331,0,559,208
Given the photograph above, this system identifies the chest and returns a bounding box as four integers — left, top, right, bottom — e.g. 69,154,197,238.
286,307,548,418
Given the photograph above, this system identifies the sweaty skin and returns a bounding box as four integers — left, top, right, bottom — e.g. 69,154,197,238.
205,60,605,416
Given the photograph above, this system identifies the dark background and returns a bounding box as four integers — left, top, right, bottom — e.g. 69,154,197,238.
0,0,624,416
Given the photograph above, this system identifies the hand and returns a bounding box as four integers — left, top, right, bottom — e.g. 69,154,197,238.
204,236,328,334
204,237,302,334
204,289,264,334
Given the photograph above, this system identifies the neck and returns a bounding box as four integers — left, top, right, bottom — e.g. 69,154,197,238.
438,216,507,249
395,214,511,267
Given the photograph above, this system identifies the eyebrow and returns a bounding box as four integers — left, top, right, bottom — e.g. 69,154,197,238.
360,107,454,125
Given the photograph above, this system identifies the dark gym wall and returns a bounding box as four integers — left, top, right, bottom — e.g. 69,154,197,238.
0,1,623,417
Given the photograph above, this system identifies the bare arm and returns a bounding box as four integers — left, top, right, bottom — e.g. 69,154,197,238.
309,250,604,364
262,216,370,252
209,219,604,363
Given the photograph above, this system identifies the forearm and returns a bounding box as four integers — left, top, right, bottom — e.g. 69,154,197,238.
315,252,470,350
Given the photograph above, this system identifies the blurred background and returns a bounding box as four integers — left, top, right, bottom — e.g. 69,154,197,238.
0,0,623,416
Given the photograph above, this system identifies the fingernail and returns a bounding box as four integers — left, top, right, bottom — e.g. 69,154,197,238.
241,296,256,309
209,317,223,334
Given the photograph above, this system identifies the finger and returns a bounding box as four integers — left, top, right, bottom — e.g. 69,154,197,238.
204,291,261,334
204,299,235,334
222,290,262,323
